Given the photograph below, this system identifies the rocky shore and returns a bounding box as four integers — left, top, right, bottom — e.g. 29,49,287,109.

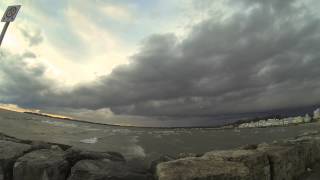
1,130,320,180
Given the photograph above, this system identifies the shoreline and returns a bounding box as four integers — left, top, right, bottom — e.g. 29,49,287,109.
23,111,225,129
23,110,317,130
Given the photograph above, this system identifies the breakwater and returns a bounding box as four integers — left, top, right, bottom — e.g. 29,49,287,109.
1,129,320,180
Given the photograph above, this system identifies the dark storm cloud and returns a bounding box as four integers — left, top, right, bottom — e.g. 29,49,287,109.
2,0,320,116
0,50,54,107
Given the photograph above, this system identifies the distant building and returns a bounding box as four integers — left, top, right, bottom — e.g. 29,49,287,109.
237,109,320,129
304,114,311,123
283,119,290,125
314,108,320,120
292,116,304,124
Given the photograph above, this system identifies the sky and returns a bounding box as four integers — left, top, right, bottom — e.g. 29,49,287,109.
0,0,320,125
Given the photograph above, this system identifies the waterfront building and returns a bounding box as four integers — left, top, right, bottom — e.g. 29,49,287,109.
314,108,320,120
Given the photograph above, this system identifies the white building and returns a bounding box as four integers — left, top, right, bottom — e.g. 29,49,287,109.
237,109,320,129
314,108,320,120
304,114,311,123
292,116,304,124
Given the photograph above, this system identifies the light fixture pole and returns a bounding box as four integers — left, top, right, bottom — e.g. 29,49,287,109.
0,5,21,47
0,22,10,47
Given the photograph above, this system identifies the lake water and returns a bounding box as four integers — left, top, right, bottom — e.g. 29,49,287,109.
0,108,319,165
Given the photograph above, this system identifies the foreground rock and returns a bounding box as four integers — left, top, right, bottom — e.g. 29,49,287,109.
203,149,270,180
257,143,307,180
0,140,32,180
156,149,270,180
64,147,125,166
156,131,320,180
157,156,250,180
68,160,152,180
149,155,175,174
259,131,320,180
13,149,69,180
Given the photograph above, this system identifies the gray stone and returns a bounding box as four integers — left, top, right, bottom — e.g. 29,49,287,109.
29,141,70,151
149,155,175,174
0,140,31,180
50,145,63,151
286,137,320,168
156,156,250,180
13,149,69,180
156,141,320,180
176,152,201,159
155,149,270,180
258,143,306,180
203,149,271,180
64,147,125,166
240,144,258,150
303,163,320,180
68,160,151,180
30,141,52,150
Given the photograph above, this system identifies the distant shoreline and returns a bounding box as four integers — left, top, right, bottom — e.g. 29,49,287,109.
23,111,227,130
0,106,315,129
22,110,316,130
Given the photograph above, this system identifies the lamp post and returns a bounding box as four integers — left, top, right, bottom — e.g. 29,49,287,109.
0,5,21,47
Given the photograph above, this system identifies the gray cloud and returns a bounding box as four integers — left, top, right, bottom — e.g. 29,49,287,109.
1,0,320,117
20,28,44,47
0,50,55,107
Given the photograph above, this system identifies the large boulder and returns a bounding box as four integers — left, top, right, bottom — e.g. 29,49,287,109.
288,137,320,165
68,159,152,180
176,152,201,159
156,156,251,180
30,141,52,150
257,143,306,180
203,149,271,180
156,149,270,180
64,147,125,166
155,134,320,180
13,149,69,180
0,140,32,180
149,155,175,174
